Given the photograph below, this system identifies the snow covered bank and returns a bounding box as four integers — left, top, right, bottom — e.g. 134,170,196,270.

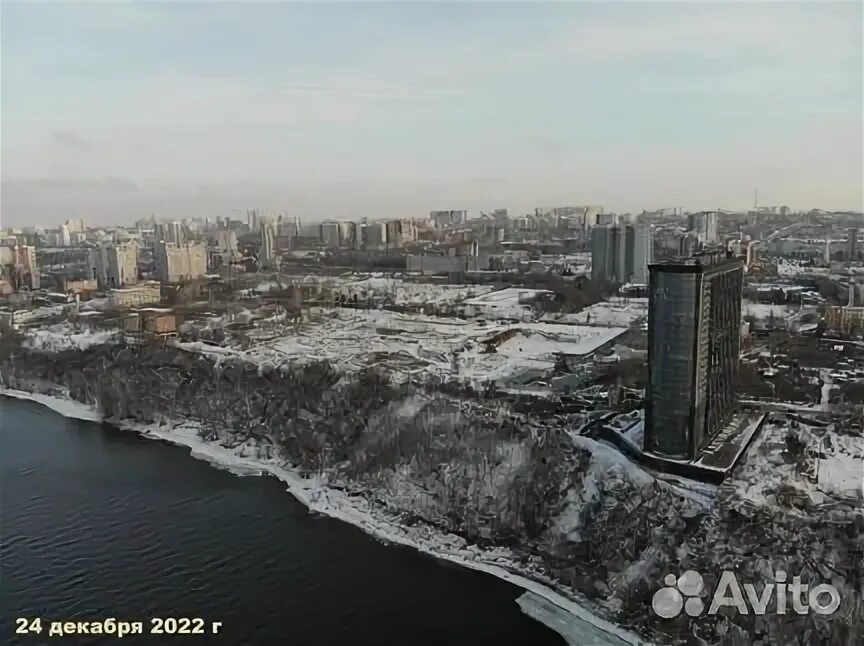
0,387,649,646
518,591,633,646
0,386,104,422
23,326,120,353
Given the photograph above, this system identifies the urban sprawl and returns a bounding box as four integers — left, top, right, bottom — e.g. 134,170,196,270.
1,204,863,644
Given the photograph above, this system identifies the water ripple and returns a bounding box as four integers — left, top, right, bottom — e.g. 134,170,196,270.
2,398,564,646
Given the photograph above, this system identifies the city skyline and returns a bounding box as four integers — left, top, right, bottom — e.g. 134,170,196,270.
2,1,862,228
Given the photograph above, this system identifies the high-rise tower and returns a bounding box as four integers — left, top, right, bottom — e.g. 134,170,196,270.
645,251,744,459
590,223,653,284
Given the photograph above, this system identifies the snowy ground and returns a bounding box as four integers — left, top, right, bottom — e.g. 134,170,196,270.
172,309,627,388
517,592,633,646
339,277,496,308
551,299,648,328
250,275,496,306
740,300,820,333
23,325,121,353
461,287,554,320
723,413,863,516
0,386,649,646
5,304,68,323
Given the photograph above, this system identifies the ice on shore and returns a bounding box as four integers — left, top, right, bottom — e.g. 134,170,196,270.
0,386,104,422
23,325,120,353
0,387,649,646
517,591,637,646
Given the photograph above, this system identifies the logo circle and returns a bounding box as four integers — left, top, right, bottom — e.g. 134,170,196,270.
652,587,684,619
684,597,705,617
678,570,705,596
809,584,841,615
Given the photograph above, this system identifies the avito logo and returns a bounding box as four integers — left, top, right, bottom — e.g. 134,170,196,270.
652,570,840,618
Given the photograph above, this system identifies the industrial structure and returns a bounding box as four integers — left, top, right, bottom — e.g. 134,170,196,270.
645,251,744,459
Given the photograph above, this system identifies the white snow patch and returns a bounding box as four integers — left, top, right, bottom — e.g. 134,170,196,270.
553,301,648,328
0,387,103,422
517,591,637,646
556,436,656,541
818,453,863,500
23,325,119,353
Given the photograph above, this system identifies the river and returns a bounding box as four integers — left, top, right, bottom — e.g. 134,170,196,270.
1,397,564,645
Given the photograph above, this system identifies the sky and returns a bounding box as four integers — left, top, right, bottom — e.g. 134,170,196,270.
1,1,862,228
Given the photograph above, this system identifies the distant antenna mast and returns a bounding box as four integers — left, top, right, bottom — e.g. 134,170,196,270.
754,188,758,211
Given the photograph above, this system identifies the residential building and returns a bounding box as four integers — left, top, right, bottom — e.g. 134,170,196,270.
595,213,618,227
825,305,864,334
90,241,139,290
590,224,653,284
247,209,260,233
399,219,418,245
510,215,538,236
154,241,207,284
0,242,40,290
298,222,319,238
687,212,718,245
430,210,467,228
154,221,185,245
169,221,184,245
320,221,341,248
361,221,384,248
846,228,859,261
337,220,357,249
407,254,479,274
678,232,700,257
382,219,402,249
581,207,608,230
213,230,238,254
591,226,615,282
645,252,744,459
630,225,653,284
64,218,85,233
108,282,162,308
260,218,278,269
278,216,300,240
59,223,71,247
536,206,604,232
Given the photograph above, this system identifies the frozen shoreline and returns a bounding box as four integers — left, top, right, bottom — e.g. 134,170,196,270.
1,386,649,646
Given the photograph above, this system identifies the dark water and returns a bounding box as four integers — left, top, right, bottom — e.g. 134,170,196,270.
0,398,564,646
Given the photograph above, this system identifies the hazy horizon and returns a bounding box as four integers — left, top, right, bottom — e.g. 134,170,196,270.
2,1,862,228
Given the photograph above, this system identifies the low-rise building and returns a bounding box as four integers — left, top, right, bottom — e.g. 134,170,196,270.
407,254,480,275
0,242,40,290
825,306,864,335
108,281,162,308
123,308,177,341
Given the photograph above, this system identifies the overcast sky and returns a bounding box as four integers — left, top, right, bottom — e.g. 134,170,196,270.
1,1,861,228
